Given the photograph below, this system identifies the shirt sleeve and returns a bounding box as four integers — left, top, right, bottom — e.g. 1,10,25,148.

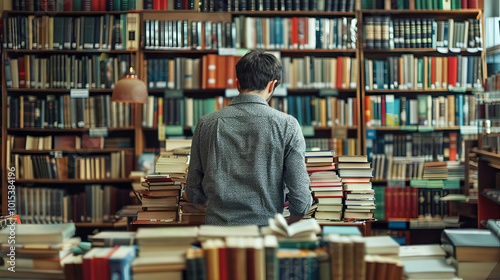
185,120,208,205
283,119,312,217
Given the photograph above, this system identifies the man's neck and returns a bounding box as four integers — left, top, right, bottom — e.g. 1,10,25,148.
239,90,267,100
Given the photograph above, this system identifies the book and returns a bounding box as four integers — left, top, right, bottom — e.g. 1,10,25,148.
402,258,456,279
398,244,446,260
441,229,500,262
363,236,400,256
0,224,75,244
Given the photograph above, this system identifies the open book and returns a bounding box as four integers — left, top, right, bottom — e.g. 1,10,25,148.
267,214,321,239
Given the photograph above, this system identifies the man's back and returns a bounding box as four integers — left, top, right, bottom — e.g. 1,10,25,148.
186,94,312,226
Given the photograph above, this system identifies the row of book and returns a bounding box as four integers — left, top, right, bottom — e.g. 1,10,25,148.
282,56,358,89
144,56,239,90
7,95,135,129
372,185,461,220
10,0,138,11
5,54,131,89
192,0,356,12
2,14,139,50
7,134,132,151
364,94,477,127
391,0,479,9
363,17,482,49
16,185,132,224
284,96,357,127
364,55,484,91
12,151,134,179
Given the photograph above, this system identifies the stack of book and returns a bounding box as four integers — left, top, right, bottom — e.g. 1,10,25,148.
326,233,367,280
305,150,335,173
337,155,375,220
310,171,343,221
422,161,465,181
132,227,199,280
136,175,181,224
178,201,206,224
441,229,500,280
0,224,78,279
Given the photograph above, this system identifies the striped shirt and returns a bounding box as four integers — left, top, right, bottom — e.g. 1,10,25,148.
186,94,312,226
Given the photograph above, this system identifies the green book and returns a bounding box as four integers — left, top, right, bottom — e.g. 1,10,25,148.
373,186,385,220
417,59,424,89
73,0,81,11
426,0,433,9
204,97,216,116
417,95,428,126
397,0,405,9
115,0,122,11
120,14,127,50
416,0,421,9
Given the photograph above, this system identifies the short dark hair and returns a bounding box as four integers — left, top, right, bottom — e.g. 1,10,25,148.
235,50,282,92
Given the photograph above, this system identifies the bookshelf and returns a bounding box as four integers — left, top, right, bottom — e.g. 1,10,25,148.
0,2,489,230
472,149,500,228
0,9,141,221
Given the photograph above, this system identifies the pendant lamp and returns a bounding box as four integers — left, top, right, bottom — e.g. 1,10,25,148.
111,66,148,104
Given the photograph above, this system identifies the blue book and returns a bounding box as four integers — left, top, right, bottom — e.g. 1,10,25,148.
5,57,12,88
385,94,395,126
394,98,401,126
323,225,362,236
276,18,283,49
109,246,138,280
295,96,303,126
287,96,295,120
304,95,311,125
467,56,473,88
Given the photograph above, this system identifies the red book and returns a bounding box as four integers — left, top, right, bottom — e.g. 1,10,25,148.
405,186,412,218
83,249,99,280
93,247,119,280
160,0,167,9
202,55,208,89
216,55,226,89
431,57,436,87
365,96,371,126
154,0,161,9
206,54,218,89
91,0,100,11
336,57,343,89
461,0,467,8
449,132,457,161
290,17,299,49
219,247,228,280
411,187,418,218
183,0,188,9
153,98,158,127
82,134,104,149
64,0,73,11
225,56,236,88
99,0,106,10
448,56,457,88
468,0,478,8
385,187,393,220
40,0,48,11
393,187,401,218
17,56,26,88
381,95,386,126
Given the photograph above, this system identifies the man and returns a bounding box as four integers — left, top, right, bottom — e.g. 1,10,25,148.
185,50,312,226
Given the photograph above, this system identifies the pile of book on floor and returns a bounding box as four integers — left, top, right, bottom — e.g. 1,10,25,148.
0,224,79,279
305,150,343,221
337,155,375,220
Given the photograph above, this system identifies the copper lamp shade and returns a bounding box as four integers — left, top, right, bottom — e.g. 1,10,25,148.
111,67,148,104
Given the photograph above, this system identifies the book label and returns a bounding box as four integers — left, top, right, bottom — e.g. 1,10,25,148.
164,90,184,98
50,151,63,158
70,89,89,98
418,126,434,132
449,47,461,53
89,128,108,137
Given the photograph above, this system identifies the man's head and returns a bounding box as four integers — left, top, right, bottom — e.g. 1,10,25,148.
235,50,282,100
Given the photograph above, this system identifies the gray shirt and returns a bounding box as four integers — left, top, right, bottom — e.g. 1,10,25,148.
186,94,312,226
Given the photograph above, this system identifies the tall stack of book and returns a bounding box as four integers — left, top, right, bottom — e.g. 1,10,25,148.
136,175,181,224
0,224,78,279
305,150,343,221
132,227,199,280
337,155,375,220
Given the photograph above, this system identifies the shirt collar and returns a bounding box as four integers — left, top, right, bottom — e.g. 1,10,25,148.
229,94,269,106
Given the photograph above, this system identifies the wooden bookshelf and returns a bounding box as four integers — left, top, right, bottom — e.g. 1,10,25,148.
471,149,500,228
